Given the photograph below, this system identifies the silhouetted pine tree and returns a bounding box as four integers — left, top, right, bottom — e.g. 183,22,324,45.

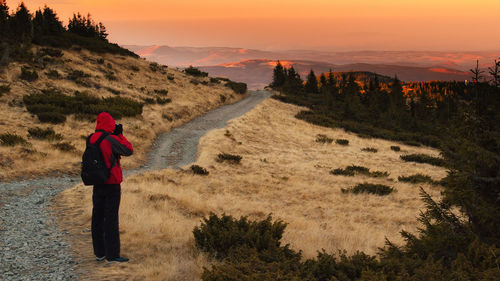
304,69,318,93
470,60,485,83
10,2,32,42
271,60,286,89
488,59,499,87
283,66,303,95
319,73,327,93
0,1,9,39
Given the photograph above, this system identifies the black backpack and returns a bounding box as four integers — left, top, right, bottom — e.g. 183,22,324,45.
81,132,110,185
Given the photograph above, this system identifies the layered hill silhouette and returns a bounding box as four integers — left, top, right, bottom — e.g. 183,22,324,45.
198,59,471,89
126,45,493,89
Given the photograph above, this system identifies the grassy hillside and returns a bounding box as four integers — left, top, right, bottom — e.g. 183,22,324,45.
55,98,446,280
0,46,245,180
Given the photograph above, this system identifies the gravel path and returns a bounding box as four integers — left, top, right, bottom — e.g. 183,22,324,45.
0,90,271,280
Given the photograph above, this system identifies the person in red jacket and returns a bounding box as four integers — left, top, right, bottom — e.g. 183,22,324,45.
90,112,133,263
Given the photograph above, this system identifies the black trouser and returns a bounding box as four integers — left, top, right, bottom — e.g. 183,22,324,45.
92,184,121,259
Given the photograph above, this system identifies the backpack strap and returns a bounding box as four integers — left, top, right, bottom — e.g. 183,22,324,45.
87,132,109,147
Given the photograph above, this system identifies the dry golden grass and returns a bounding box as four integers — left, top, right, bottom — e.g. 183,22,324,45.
0,47,242,180
55,98,447,280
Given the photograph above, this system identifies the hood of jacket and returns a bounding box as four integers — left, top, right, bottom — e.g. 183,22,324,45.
95,112,116,133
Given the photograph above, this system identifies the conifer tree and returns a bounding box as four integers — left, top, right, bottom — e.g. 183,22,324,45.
10,2,33,42
327,69,335,87
271,60,286,88
98,22,108,40
0,0,9,39
304,69,319,93
283,66,303,95
488,59,499,87
470,60,484,83
319,73,327,93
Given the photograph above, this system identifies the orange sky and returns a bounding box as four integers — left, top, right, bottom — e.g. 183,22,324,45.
17,0,500,50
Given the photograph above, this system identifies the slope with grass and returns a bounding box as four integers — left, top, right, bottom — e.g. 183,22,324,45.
0,46,244,180
56,98,447,280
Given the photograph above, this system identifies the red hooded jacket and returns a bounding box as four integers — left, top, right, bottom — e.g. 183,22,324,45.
89,112,133,185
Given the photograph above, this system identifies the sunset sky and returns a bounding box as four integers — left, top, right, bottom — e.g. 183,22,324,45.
18,0,500,51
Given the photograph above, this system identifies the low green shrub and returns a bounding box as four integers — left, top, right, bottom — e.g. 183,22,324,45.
193,213,289,260
316,134,333,143
143,98,155,104
130,65,140,72
154,89,168,96
106,63,113,69
226,81,247,94
97,58,104,64
361,147,378,153
342,183,395,196
37,112,67,124
400,153,445,167
331,165,389,178
191,165,209,175
0,84,10,97
184,66,208,77
403,140,422,147
331,168,355,176
23,89,143,122
39,48,63,58
167,74,175,80
28,127,63,141
190,79,200,85
156,97,171,105
217,153,242,164
220,94,226,103
105,72,117,81
149,62,161,72
398,174,438,185
51,141,76,152
67,69,90,81
46,70,60,79
20,67,38,81
0,133,28,146
390,145,401,151
210,77,220,84
336,139,349,145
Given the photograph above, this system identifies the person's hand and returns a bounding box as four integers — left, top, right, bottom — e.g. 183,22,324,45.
113,124,123,135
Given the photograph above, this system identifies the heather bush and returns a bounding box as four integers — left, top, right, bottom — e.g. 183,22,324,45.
0,133,28,146
217,153,242,164
226,80,247,94
37,112,66,124
315,134,333,143
330,165,389,178
154,89,168,95
390,145,401,151
46,69,60,79
28,127,63,141
39,48,63,58
156,97,171,105
51,141,76,152
20,67,38,81
361,147,378,153
191,165,209,175
336,139,349,145
219,94,226,103
400,153,445,167
0,84,10,97
342,183,395,196
193,213,289,260
23,89,143,122
398,174,439,185
130,65,139,72
184,66,208,77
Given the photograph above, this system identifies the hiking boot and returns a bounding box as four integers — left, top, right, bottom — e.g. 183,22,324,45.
106,256,129,263
95,256,106,261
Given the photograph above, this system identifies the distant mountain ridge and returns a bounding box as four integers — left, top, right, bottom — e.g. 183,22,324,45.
198,59,470,90
123,44,499,70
